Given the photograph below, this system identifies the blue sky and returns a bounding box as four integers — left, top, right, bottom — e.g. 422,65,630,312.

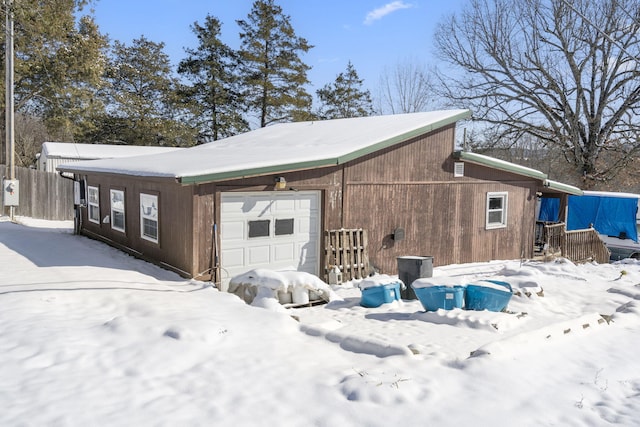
89,0,466,98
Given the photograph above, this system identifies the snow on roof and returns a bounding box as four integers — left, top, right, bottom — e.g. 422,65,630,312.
544,179,583,196
57,110,471,183
41,142,182,160
454,150,547,180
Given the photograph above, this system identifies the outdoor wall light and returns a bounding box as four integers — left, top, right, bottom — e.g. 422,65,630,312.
274,176,287,190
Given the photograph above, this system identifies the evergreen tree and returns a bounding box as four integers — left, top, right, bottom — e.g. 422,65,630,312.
96,36,196,146
178,15,248,142
237,0,313,127
0,0,107,150
316,61,374,119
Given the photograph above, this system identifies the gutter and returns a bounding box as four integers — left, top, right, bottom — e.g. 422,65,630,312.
543,179,583,196
453,150,547,180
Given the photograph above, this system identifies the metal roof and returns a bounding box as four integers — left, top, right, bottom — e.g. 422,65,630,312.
57,110,471,184
453,151,583,195
453,151,547,180
544,180,583,196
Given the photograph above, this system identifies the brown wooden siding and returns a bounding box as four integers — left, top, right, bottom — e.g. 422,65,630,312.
339,124,539,275
343,181,537,274
344,124,457,183
193,183,216,279
190,166,345,279
72,122,543,282
80,173,195,276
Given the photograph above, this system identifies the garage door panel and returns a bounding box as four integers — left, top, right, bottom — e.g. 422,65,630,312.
221,248,245,268
221,220,245,241
297,241,317,258
273,242,295,262
297,217,311,233
297,195,318,210
274,197,296,211
221,191,320,284
220,197,245,214
297,246,316,270
248,245,271,264
249,198,275,216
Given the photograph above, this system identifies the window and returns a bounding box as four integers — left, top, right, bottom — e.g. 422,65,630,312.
88,186,100,224
275,218,294,236
248,220,270,238
110,189,126,232
140,193,158,243
486,192,508,229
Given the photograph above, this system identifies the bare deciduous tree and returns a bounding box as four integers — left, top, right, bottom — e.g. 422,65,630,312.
434,0,640,188
15,114,50,168
377,58,436,114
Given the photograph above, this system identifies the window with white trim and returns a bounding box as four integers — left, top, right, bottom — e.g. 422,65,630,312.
486,192,508,229
140,193,159,243
110,189,126,232
88,186,100,224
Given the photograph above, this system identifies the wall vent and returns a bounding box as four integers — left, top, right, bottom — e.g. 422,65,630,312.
454,162,465,177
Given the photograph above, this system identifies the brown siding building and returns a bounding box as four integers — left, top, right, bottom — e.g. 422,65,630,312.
58,110,581,287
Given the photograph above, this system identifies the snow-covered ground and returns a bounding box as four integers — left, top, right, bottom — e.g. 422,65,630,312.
2,216,640,426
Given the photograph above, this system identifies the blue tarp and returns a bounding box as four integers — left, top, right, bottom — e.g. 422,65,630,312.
538,198,560,222
567,195,638,242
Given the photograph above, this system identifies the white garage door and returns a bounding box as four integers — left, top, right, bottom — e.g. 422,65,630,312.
220,191,321,285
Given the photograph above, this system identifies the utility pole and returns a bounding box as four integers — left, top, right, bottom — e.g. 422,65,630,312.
5,0,13,180
3,0,18,219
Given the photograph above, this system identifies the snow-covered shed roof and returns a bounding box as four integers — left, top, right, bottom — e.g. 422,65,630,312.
41,142,182,160
453,151,583,195
544,179,583,196
453,150,547,180
57,110,471,184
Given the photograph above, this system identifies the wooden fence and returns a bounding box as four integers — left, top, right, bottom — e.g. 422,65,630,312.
540,222,610,264
562,228,611,264
324,228,370,282
539,222,564,255
0,165,75,220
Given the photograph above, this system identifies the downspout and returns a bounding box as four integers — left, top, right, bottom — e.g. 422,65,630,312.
58,171,82,235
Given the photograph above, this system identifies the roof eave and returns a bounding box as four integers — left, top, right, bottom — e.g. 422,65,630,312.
543,179,583,196
177,158,338,185
453,150,547,180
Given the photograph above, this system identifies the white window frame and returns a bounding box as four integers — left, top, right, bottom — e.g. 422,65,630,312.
486,192,508,229
110,189,126,233
87,186,100,224
140,193,159,244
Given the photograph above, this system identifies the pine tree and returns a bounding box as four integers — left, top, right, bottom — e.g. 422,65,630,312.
178,15,248,142
316,61,374,119
237,0,313,127
96,36,196,146
0,0,107,154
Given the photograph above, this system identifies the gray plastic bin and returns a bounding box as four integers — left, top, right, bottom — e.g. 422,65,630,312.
397,256,433,299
